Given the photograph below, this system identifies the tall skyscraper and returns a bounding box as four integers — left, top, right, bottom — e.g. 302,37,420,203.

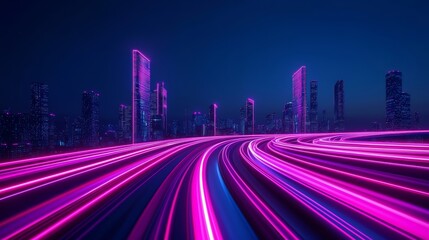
385,71,402,130
334,80,345,132
400,92,411,129
192,111,205,136
150,82,167,139
132,49,151,143
292,66,306,133
245,98,255,134
118,104,132,143
282,102,293,133
208,103,218,136
30,82,49,149
82,91,100,147
309,80,318,133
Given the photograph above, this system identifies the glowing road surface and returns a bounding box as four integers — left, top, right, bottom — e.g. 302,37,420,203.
1,131,428,239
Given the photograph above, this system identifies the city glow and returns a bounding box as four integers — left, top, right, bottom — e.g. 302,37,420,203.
1,131,428,238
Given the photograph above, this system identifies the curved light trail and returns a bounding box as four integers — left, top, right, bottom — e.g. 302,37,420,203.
0,131,428,239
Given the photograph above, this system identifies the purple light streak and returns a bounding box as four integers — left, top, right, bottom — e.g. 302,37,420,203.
0,132,428,239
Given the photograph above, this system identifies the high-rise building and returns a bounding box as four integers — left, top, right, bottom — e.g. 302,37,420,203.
400,92,411,129
292,66,307,133
334,80,345,132
30,82,49,149
208,103,218,136
118,104,132,143
132,49,151,143
282,102,293,133
82,91,100,147
245,98,255,134
150,82,167,140
309,80,318,133
385,71,402,130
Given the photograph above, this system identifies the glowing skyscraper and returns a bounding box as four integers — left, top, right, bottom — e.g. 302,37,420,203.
132,50,151,143
208,103,218,136
30,82,49,149
150,82,167,140
334,80,345,132
309,80,318,133
292,66,307,133
245,98,255,134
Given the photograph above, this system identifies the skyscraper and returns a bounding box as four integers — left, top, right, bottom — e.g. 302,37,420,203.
192,111,205,136
82,91,100,147
30,82,49,149
118,104,132,143
334,80,345,132
245,98,255,134
385,71,402,130
282,102,293,133
292,66,306,133
132,49,151,143
400,92,411,129
208,103,218,136
309,80,318,133
150,82,167,139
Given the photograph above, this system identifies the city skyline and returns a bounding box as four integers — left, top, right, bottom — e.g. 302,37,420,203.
1,1,429,130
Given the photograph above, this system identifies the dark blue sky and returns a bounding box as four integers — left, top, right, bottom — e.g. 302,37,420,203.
1,0,428,129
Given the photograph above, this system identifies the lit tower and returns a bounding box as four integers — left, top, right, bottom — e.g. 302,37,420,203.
30,82,49,149
334,80,345,132
309,80,318,133
132,49,151,143
209,103,218,136
292,66,307,133
245,98,255,134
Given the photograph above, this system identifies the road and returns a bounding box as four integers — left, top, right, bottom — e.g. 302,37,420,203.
1,131,428,239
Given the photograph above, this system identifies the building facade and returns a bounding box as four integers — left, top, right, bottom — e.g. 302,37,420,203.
208,103,218,136
292,66,307,133
132,50,151,143
82,91,100,147
118,104,132,143
385,71,402,130
334,80,345,132
309,80,318,133
30,82,49,149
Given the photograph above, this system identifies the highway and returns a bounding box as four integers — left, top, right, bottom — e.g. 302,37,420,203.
0,131,428,239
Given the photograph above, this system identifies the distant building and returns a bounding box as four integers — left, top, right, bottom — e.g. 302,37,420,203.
292,66,306,133
150,82,167,140
82,91,100,147
282,102,293,133
334,80,345,132
30,82,49,149
132,49,151,143
385,70,413,130
241,98,255,134
0,111,31,159
309,80,318,133
414,112,420,129
208,103,218,136
48,113,57,150
399,92,411,129
118,104,132,143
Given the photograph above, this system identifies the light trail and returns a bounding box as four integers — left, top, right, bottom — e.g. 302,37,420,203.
0,131,428,239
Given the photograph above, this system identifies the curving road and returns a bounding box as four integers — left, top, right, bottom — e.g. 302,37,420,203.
0,131,428,239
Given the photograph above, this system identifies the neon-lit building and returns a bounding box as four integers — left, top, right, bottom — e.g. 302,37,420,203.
82,90,100,147
385,71,402,130
242,98,255,135
118,104,132,143
292,66,307,133
30,82,49,149
334,80,345,132
132,50,151,143
282,102,293,133
208,103,218,136
309,80,318,133
150,82,167,140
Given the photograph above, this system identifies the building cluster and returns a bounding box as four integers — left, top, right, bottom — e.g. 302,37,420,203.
0,50,423,159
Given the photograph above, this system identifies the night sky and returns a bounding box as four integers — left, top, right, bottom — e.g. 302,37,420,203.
1,0,428,129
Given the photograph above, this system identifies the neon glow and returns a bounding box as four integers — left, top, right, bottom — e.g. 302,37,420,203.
0,131,428,238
